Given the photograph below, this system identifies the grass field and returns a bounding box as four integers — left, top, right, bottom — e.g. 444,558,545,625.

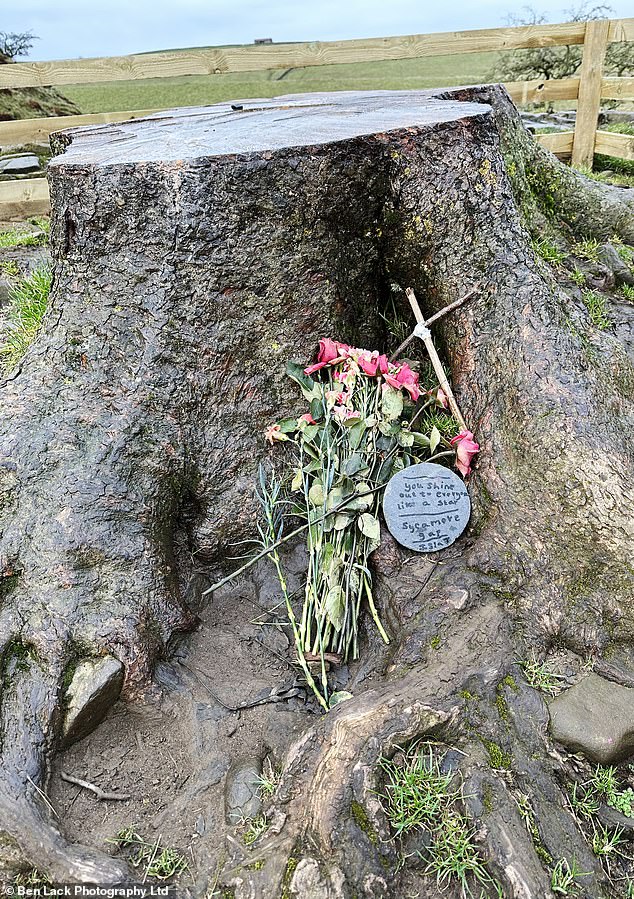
62,50,499,113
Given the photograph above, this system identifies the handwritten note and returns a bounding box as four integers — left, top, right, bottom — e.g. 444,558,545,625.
382,462,470,552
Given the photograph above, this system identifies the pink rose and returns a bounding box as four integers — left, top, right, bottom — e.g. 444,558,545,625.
299,413,316,424
357,350,390,377
304,338,350,375
450,430,480,477
384,363,421,401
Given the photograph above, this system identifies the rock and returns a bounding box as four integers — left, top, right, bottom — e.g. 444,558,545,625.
0,278,12,306
225,757,262,824
0,154,41,175
63,656,124,745
596,803,634,837
290,858,332,899
549,673,634,763
598,243,634,286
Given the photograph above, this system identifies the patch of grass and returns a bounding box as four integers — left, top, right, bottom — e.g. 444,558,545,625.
62,50,498,114
533,236,567,265
0,221,48,249
569,267,586,287
569,766,634,879
0,260,20,278
573,238,601,264
603,122,634,137
241,813,268,846
582,289,611,330
613,239,634,266
0,265,52,372
591,766,634,817
110,827,188,880
570,781,600,820
551,857,588,896
621,284,634,301
13,869,51,888
417,409,460,439
256,759,281,800
378,742,501,897
519,658,566,696
591,824,627,875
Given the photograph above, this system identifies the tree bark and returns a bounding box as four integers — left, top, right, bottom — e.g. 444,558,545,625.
1,86,633,896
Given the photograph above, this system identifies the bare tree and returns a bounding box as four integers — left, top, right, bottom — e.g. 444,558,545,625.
0,30,37,64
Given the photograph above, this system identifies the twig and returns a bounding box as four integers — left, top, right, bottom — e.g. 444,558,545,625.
404,287,468,431
390,285,480,364
60,771,131,801
26,773,58,818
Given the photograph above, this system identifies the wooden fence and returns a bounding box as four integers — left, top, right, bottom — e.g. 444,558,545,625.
0,17,633,219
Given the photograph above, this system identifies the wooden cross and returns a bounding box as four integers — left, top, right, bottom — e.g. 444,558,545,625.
392,286,479,432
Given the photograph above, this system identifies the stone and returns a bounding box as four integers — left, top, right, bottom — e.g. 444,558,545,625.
382,462,471,552
548,673,634,763
0,278,11,307
598,243,634,287
63,656,124,745
0,154,41,175
224,757,262,824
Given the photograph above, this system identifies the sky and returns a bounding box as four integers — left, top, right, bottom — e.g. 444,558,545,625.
2,0,633,61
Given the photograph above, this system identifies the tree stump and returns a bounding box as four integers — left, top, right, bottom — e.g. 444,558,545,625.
1,86,633,896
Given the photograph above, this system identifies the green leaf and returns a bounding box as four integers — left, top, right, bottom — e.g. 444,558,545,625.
308,482,326,506
277,417,297,434
342,412,363,426
412,431,431,447
310,398,324,421
343,481,373,512
325,585,346,631
286,361,321,401
381,386,404,421
291,468,303,491
359,513,380,542
430,425,441,454
378,419,400,437
397,429,414,447
342,453,368,477
334,512,354,530
329,690,353,708
301,424,319,443
348,421,366,450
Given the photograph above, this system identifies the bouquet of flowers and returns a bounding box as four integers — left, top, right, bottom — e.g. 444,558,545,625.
261,338,479,708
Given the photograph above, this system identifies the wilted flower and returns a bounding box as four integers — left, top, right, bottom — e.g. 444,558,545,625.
264,423,288,445
385,362,421,401
304,338,350,375
299,412,317,425
450,430,480,477
429,386,448,409
357,350,389,377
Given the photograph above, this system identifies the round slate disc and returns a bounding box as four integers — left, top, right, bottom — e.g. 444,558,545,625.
382,462,471,552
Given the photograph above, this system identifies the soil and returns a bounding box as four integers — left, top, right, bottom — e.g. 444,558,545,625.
48,544,323,894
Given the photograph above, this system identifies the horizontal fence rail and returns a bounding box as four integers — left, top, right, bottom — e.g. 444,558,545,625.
0,17,632,218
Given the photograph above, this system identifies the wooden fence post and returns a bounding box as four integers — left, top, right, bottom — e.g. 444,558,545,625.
571,18,610,169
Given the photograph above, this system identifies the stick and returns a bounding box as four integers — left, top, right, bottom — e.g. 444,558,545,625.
405,287,468,431
390,285,479,361
60,771,131,801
